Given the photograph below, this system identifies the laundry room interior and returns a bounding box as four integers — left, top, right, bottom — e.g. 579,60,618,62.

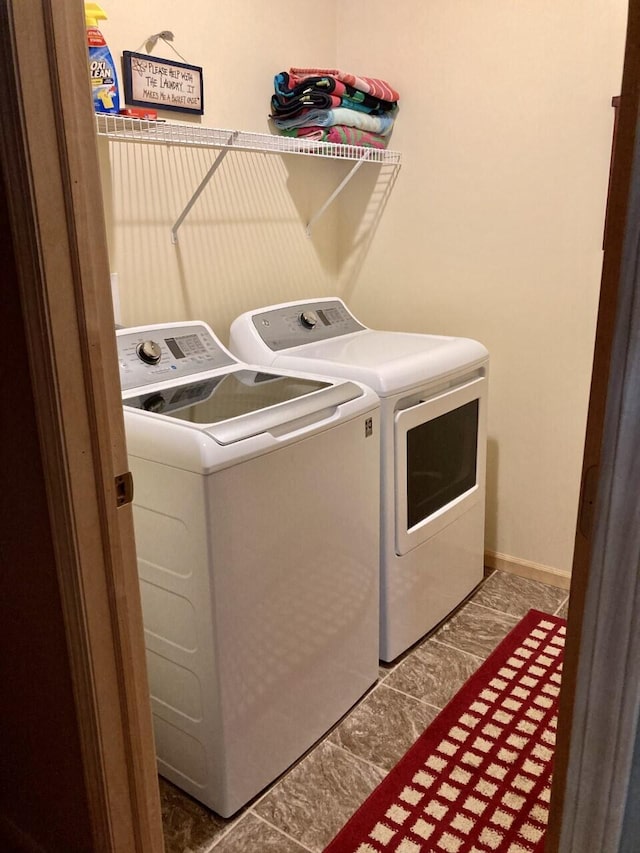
88,3,630,848
99,0,626,588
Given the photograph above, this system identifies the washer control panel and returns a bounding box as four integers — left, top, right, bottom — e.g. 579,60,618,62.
251,299,365,351
117,323,236,391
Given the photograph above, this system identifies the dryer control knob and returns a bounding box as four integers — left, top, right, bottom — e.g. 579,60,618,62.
137,340,162,365
300,310,318,329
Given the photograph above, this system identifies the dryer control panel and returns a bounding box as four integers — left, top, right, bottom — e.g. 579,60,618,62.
250,299,365,351
117,322,236,392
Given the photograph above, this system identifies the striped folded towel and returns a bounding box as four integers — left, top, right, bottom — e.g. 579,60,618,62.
274,72,398,114
280,125,390,150
273,107,396,136
288,67,400,102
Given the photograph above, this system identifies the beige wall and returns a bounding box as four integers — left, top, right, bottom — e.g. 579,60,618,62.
97,1,627,575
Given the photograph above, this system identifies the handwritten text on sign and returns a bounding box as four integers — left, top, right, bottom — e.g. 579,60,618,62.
123,51,204,115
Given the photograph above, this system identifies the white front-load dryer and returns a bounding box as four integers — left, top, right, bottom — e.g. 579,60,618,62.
117,321,380,817
230,299,489,662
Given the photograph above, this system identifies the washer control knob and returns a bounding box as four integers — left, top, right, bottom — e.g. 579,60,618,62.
142,393,166,413
300,310,319,329
137,340,162,365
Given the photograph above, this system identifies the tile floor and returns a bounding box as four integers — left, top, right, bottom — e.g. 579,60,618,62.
160,570,570,853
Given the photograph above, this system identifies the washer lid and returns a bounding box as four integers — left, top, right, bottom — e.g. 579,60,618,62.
270,330,489,396
123,368,364,444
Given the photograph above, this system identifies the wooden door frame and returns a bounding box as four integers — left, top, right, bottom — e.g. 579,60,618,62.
545,1,640,850
0,1,163,850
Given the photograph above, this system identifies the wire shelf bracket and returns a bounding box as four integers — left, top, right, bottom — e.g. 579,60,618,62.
170,131,238,243
305,148,373,237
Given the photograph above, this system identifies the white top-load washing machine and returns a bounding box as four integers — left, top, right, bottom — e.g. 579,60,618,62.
230,299,489,662
116,321,380,817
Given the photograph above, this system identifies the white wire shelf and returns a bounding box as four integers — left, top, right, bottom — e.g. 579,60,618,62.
95,114,402,239
95,113,401,164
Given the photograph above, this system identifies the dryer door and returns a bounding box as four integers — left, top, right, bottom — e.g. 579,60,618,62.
394,374,487,556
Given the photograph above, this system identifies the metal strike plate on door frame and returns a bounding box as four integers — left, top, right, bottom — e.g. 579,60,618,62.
114,471,134,507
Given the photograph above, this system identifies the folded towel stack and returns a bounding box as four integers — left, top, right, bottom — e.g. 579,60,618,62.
270,67,400,150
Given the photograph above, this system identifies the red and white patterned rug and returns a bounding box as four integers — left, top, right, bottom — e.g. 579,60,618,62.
324,609,565,853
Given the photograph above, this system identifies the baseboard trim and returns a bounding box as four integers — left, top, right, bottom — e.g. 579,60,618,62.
484,550,572,591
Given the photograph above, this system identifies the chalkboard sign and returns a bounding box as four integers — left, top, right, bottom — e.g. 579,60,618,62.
122,51,204,115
